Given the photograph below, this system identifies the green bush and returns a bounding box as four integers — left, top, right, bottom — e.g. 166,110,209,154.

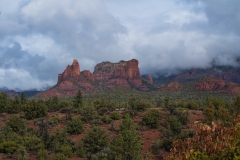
22,100,47,120
0,141,18,155
21,135,44,152
76,141,86,158
49,116,60,126
6,96,21,114
37,149,48,160
128,98,151,113
46,96,60,112
66,117,84,135
79,105,99,123
82,126,108,158
17,146,28,160
0,93,8,113
142,109,161,128
60,145,73,158
173,108,189,125
105,117,113,124
5,116,26,135
169,116,182,134
49,153,67,160
110,112,120,120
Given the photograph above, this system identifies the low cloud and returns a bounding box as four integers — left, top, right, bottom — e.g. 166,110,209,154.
0,0,240,89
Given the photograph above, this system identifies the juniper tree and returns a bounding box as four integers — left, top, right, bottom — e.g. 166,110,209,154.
73,90,82,108
111,114,143,160
20,92,27,105
82,126,108,159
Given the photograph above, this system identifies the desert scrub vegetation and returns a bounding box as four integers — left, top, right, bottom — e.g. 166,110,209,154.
0,89,239,159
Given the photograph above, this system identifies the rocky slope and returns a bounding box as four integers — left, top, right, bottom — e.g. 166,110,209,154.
38,59,150,98
161,78,240,94
154,66,240,84
154,65,240,94
195,78,240,94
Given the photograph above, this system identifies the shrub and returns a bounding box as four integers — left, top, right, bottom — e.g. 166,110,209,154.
22,100,47,120
110,112,120,120
37,149,48,160
0,93,8,113
17,146,28,160
82,126,108,158
21,135,44,152
142,109,161,128
5,116,26,135
79,105,98,123
0,141,18,155
66,117,84,135
173,108,189,125
46,96,60,112
169,116,182,134
49,153,67,160
60,145,73,158
49,116,60,126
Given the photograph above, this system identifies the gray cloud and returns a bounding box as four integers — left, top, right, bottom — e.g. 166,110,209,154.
0,42,45,74
0,0,240,89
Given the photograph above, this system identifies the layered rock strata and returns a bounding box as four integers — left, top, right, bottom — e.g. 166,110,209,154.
39,59,149,98
93,59,142,88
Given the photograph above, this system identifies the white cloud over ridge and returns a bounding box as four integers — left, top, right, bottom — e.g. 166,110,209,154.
0,0,240,90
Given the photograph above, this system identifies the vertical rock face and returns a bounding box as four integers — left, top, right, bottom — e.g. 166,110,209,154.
125,59,142,87
58,59,80,83
82,70,94,82
39,58,150,98
93,59,143,88
147,75,153,84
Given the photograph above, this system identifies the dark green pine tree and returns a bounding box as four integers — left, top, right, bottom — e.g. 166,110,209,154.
82,126,108,159
0,92,8,113
20,92,27,105
111,114,143,160
73,89,82,108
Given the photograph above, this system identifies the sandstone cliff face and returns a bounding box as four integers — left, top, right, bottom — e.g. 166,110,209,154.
195,78,240,94
147,75,153,84
173,68,240,84
41,59,97,98
93,59,143,88
163,81,181,92
82,70,94,82
39,59,150,98
58,59,80,83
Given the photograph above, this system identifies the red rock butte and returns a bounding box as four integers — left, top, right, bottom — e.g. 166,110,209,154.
58,59,80,83
93,59,142,88
39,59,151,98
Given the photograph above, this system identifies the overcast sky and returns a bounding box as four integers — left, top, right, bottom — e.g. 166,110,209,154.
0,0,240,90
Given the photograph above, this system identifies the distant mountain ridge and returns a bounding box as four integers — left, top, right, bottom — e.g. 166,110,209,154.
153,66,240,84
3,60,240,98
153,65,240,94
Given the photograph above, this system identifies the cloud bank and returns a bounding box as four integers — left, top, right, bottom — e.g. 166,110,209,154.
0,0,240,90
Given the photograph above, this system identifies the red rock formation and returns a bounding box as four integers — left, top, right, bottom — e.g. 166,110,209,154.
173,68,240,84
58,59,80,83
195,78,240,94
93,59,143,88
125,59,142,87
38,59,152,98
163,81,181,92
81,70,94,82
147,75,153,84
0,90,18,98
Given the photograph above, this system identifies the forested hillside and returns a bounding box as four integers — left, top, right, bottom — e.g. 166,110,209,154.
0,90,240,159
